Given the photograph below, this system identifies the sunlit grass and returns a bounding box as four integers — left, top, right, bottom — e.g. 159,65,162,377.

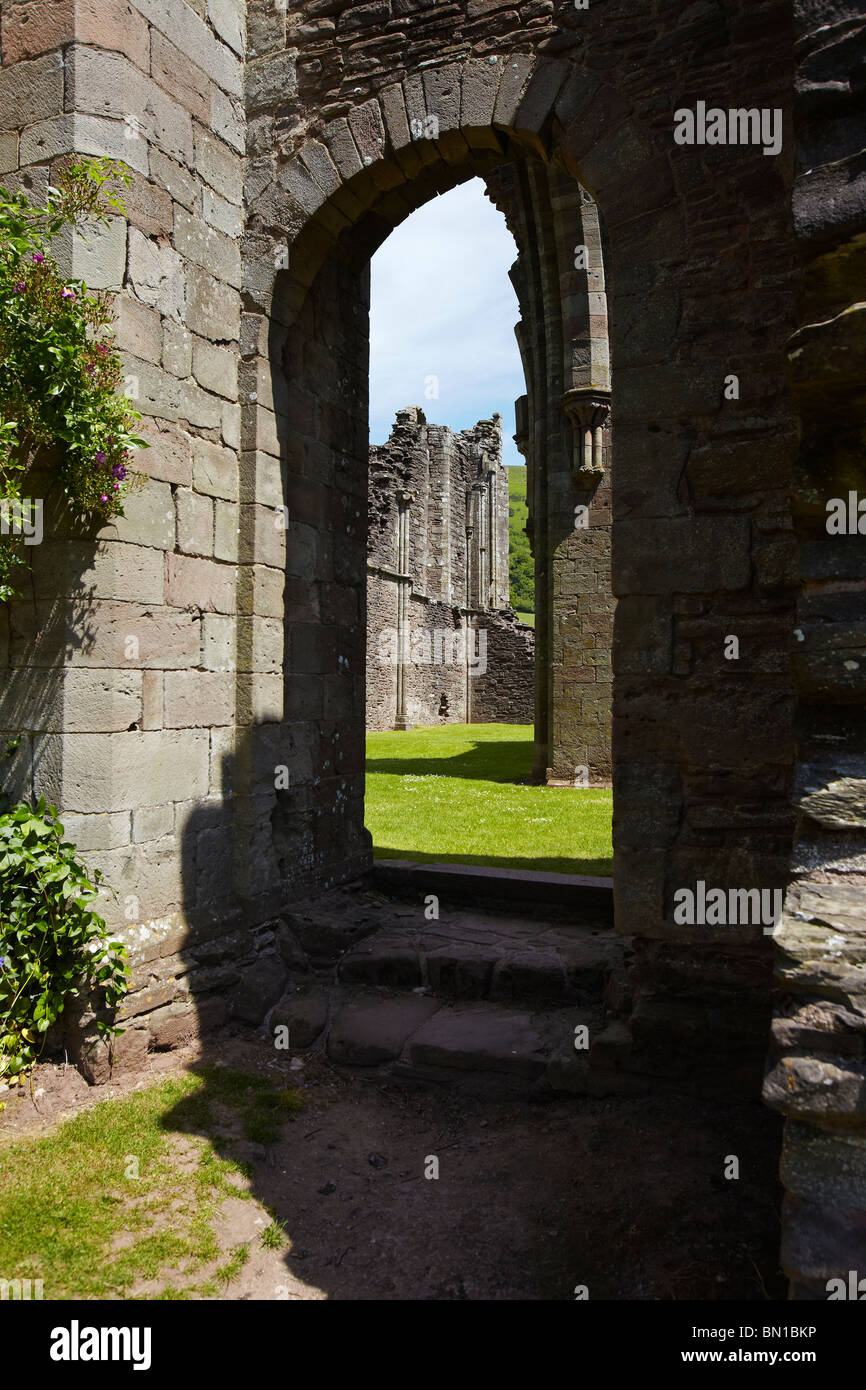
0,1068,303,1299
365,723,612,876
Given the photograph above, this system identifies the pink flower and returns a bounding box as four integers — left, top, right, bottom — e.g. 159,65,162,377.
100,494,108,503
113,482,120,491
32,253,45,265
13,281,25,292
95,450,107,464
85,364,95,375
61,287,75,301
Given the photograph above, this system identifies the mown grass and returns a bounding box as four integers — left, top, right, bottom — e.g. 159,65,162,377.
365,723,612,876
0,1067,302,1300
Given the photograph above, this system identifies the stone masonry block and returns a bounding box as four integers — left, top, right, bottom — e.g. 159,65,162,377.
201,614,236,671
192,337,238,399
97,479,175,551
0,52,63,128
174,207,241,289
186,265,240,341
492,53,535,127
61,810,131,852
33,730,209,813
237,565,283,619
115,294,163,365
214,500,240,562
193,438,239,501
128,0,243,96
11,603,199,671
67,539,165,606
202,186,243,237
151,30,210,124
0,131,17,174
235,616,282,674
54,217,126,291
614,518,751,596
246,50,297,115
194,128,243,204
461,58,501,131
164,670,233,727
65,46,193,165
55,669,143,733
163,320,193,377
238,449,284,508
137,418,193,487
166,553,236,612
132,803,175,843
149,148,201,212
210,86,244,154
176,487,214,557
19,113,147,173
127,227,186,322
142,669,164,729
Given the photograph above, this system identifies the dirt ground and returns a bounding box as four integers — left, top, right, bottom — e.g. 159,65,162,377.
1,1034,786,1301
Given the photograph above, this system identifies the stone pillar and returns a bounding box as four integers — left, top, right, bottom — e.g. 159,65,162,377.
763,0,866,1298
393,489,415,731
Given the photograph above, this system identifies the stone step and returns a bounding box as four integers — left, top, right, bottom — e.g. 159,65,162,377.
336,917,624,1007
315,988,638,1097
373,858,614,915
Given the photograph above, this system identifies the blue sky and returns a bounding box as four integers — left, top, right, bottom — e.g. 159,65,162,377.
369,177,526,469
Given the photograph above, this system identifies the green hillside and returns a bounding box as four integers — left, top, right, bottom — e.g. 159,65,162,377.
507,465,534,616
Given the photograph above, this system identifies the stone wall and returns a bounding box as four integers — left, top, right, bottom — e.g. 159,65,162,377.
762,0,866,1300
472,609,535,725
0,0,268,1073
366,406,533,731
1,0,864,1296
489,168,614,785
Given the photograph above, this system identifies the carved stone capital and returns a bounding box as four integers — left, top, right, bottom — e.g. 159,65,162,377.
561,388,611,482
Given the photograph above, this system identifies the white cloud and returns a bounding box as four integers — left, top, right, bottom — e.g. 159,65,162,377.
370,177,526,468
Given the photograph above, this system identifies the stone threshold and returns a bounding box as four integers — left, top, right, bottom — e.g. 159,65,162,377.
372,858,614,911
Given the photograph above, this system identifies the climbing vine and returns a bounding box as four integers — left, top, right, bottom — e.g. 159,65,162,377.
0,156,147,600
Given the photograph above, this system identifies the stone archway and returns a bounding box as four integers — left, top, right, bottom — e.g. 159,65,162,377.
238,45,800,1087
9,0,860,1297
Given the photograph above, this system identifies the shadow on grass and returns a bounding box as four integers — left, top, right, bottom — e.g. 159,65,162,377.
366,739,532,783
372,847,613,877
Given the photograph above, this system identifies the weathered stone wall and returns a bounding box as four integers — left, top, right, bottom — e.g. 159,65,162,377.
472,609,535,725
489,168,614,785
1,0,805,1078
366,406,532,730
3,4,864,1300
762,0,866,1300
0,0,259,1070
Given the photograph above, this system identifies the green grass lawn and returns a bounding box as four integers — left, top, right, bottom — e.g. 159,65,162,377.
365,723,612,876
0,1068,301,1299
515,610,535,628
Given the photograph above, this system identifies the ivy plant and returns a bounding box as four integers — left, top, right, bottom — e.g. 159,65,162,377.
0,796,130,1085
0,155,148,600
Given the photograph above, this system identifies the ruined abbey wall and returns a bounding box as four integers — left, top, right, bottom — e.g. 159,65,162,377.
0,0,864,1294
366,405,534,731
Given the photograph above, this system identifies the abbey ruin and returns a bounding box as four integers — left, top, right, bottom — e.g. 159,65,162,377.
366,406,534,732
0,0,864,1303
